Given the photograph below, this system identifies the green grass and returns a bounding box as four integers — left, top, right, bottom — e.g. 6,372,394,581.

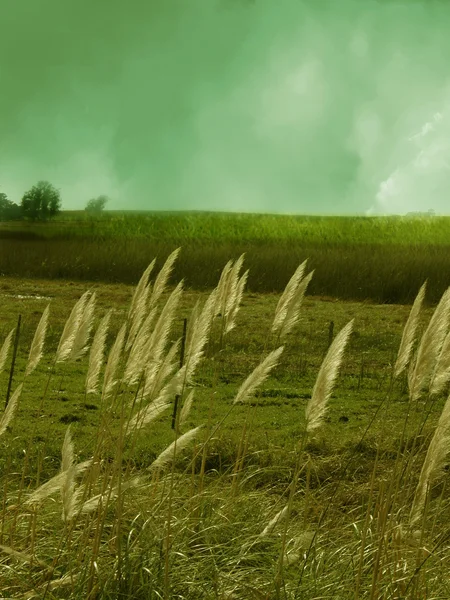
1,211,450,303
0,267,449,598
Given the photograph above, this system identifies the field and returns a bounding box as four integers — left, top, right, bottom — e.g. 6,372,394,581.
1,215,450,598
2,211,450,303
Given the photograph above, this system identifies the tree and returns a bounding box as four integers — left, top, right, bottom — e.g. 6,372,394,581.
21,181,62,221
0,192,22,220
85,195,108,214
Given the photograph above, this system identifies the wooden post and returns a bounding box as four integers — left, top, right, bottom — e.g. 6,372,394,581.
172,318,188,430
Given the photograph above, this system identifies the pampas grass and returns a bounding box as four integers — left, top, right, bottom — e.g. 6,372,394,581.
233,347,284,405
86,310,111,395
56,290,91,363
305,319,354,433
394,281,426,378
410,390,450,526
272,259,308,334
25,305,50,377
69,291,96,362
277,270,314,341
408,287,450,401
102,323,126,401
0,383,22,437
148,247,180,312
0,328,14,373
179,390,195,429
149,425,203,470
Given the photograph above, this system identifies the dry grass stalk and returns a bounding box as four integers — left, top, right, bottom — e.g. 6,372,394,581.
25,304,50,377
0,328,14,373
147,248,180,313
102,323,126,401
179,390,195,429
233,347,284,405
86,310,112,394
81,475,143,515
61,426,77,522
394,281,427,378
305,319,354,433
408,287,450,401
224,253,245,318
150,425,203,470
56,290,91,363
69,292,96,362
0,383,23,437
272,260,308,333
278,270,314,340
410,391,450,526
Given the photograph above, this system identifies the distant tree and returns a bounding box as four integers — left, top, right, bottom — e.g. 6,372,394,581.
85,195,109,214
21,181,62,221
0,192,22,220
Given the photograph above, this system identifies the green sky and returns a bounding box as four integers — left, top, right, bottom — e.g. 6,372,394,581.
1,0,450,214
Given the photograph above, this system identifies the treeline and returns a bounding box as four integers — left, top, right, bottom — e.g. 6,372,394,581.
0,180,61,221
0,182,109,221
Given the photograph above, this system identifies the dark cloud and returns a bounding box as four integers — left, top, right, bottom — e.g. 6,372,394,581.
1,0,450,214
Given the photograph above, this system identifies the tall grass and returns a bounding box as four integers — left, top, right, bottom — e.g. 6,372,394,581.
1,251,450,598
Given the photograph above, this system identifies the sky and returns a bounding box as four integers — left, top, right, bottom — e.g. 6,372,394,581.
1,0,450,215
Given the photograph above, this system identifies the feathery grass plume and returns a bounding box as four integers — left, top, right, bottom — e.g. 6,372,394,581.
214,259,233,317
408,287,450,402
85,310,112,395
394,281,427,378
25,304,50,377
141,281,184,393
259,505,289,538
126,282,151,352
225,268,249,335
278,270,314,340
0,328,14,373
0,383,23,437
25,460,91,505
127,258,156,324
143,338,180,401
126,397,173,435
123,306,158,385
224,253,245,317
184,288,218,384
55,290,91,362
179,390,195,428
68,291,96,362
81,475,143,515
410,391,450,526
147,247,180,312
233,347,284,405
305,319,354,433
149,425,203,470
430,327,450,397
102,323,126,401
272,259,308,334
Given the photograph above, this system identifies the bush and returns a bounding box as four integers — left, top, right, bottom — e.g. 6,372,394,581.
0,192,22,220
85,195,108,214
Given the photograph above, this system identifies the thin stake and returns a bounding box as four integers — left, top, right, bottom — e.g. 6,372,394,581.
5,314,21,408
172,318,188,430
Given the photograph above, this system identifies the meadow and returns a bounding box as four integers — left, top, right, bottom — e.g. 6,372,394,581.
2,211,450,302
0,243,450,599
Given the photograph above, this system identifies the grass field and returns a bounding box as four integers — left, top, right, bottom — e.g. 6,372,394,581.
1,211,450,303
1,249,450,599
